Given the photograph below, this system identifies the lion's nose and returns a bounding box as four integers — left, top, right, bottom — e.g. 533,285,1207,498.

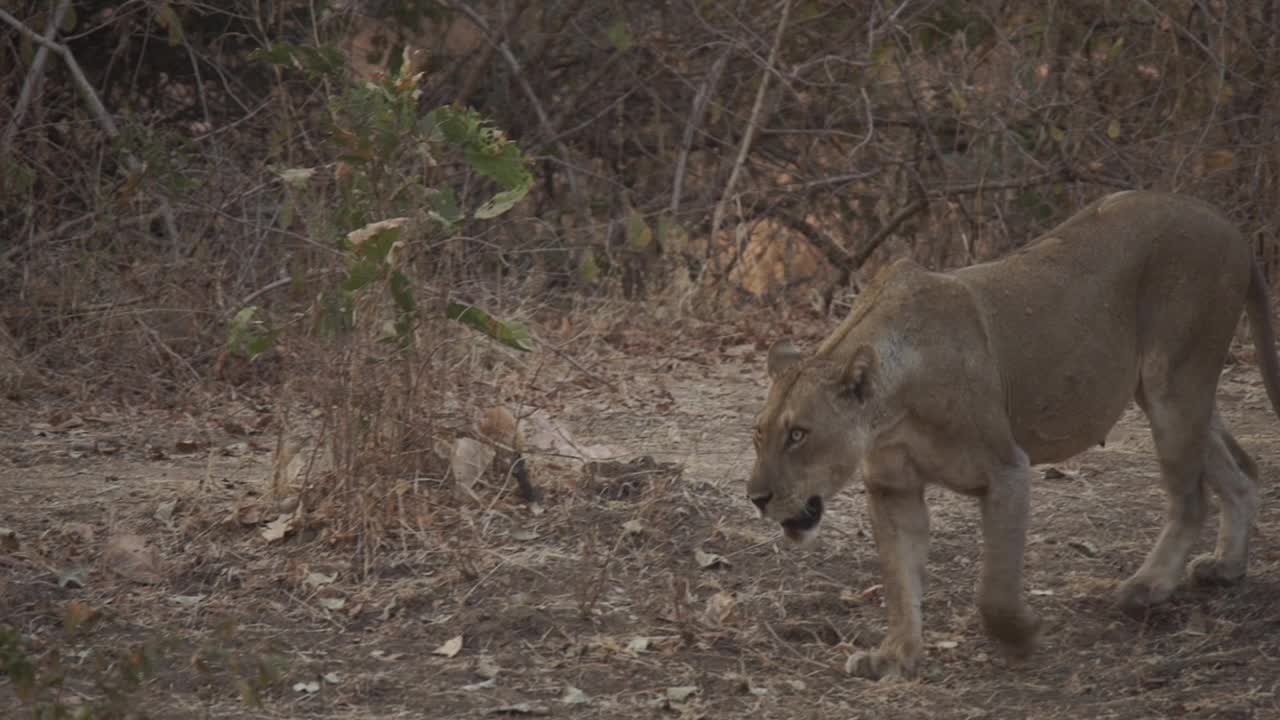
750,493,773,513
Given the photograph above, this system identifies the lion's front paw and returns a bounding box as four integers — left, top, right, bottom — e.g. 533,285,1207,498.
1116,575,1175,614
1188,554,1246,586
844,648,916,681
981,609,1041,660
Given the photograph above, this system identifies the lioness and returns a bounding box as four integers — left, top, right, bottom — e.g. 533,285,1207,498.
748,191,1280,680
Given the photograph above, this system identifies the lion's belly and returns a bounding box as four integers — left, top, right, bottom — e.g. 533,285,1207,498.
1006,344,1138,465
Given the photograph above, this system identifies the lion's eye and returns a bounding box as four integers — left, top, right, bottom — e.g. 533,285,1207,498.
787,428,807,446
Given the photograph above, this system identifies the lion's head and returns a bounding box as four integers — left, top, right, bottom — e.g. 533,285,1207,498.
748,339,883,543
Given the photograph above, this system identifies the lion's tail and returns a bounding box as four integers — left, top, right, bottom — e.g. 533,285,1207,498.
1246,259,1280,419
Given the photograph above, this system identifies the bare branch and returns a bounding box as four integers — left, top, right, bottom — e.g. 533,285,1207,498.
0,4,179,243
443,0,582,202
0,0,73,157
671,47,731,215
708,0,794,260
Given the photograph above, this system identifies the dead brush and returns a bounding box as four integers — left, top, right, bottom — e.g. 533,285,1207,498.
286,304,468,576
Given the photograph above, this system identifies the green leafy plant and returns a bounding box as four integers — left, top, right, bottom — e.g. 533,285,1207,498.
242,42,534,351
227,306,277,359
446,303,534,352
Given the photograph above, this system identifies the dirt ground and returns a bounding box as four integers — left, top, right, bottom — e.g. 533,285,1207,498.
3,315,1280,719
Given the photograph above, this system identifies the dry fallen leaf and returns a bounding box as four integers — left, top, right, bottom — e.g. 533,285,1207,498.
451,438,495,489
319,597,347,611
234,500,266,526
346,217,409,246
304,571,337,588
702,591,736,627
103,534,164,585
63,600,100,633
560,686,591,705
478,406,522,449
666,686,699,703
154,499,178,530
474,656,501,680
58,567,87,589
433,635,463,658
261,513,296,543
694,548,729,569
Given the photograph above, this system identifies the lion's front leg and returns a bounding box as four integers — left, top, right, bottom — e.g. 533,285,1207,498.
976,453,1041,658
846,486,929,680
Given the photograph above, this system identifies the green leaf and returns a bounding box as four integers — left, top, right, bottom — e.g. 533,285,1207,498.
464,144,532,190
346,221,405,261
429,186,462,228
606,19,634,53
316,291,354,336
446,303,534,352
428,106,532,190
626,210,653,251
156,3,183,46
474,185,530,220
342,259,383,292
19,30,32,66
578,248,600,285
389,271,416,315
278,197,294,230
657,215,689,254
227,306,277,358
59,5,77,32
250,42,345,79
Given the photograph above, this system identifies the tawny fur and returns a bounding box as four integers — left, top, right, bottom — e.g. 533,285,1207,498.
748,191,1280,680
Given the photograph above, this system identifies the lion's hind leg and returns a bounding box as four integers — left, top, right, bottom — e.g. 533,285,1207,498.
1117,371,1215,612
1189,412,1259,586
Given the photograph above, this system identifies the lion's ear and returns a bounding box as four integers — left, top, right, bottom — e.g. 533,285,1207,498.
840,345,878,403
767,340,804,380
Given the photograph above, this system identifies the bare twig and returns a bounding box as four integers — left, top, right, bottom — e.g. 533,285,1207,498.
238,276,295,309
0,6,180,244
541,342,618,392
0,0,73,158
854,197,927,268
671,47,732,215
444,1,582,202
708,0,794,261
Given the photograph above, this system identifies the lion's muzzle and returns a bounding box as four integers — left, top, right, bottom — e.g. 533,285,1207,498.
779,495,824,541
